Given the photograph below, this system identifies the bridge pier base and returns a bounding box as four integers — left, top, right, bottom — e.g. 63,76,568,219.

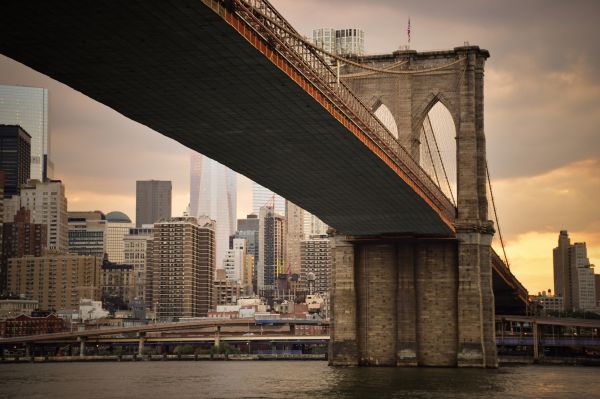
329,234,497,368
329,236,359,366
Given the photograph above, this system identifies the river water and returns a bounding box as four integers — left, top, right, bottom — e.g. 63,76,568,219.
1,362,599,398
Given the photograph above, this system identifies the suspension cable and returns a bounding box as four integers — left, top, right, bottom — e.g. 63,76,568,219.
427,114,456,206
486,162,510,268
340,60,408,79
421,117,442,189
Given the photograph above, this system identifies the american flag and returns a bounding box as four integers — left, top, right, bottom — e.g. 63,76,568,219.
407,18,411,43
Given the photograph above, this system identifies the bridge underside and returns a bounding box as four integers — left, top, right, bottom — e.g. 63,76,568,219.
0,0,452,236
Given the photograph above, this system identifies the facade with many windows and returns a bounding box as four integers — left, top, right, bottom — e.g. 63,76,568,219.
7,252,102,310
20,179,68,252
0,85,52,181
300,234,332,295
67,210,106,258
124,225,153,308
153,217,215,320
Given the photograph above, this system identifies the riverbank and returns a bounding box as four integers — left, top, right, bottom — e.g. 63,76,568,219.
1,354,599,366
0,353,326,363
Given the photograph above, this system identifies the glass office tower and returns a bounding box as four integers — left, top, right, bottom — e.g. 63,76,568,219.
0,84,51,180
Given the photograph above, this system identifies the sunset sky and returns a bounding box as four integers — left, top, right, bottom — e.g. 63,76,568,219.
0,0,598,294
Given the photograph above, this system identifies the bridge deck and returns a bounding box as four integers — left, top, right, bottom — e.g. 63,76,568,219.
0,0,453,236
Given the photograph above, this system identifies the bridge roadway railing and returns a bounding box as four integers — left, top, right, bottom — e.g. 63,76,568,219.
202,0,456,224
0,318,329,345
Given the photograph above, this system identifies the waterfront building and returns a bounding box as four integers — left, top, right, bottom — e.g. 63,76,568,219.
7,252,102,311
0,125,31,197
0,313,63,338
20,179,68,252
1,207,46,292
0,298,39,319
153,217,215,320
189,152,236,269
300,234,332,295
0,85,52,180
67,210,106,258
135,180,171,227
105,211,134,263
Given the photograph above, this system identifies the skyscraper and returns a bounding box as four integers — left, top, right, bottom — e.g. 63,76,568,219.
553,230,597,312
189,152,236,269
0,85,51,180
135,180,171,227
252,182,285,215
20,179,68,252
257,206,285,297
0,125,31,197
153,217,215,320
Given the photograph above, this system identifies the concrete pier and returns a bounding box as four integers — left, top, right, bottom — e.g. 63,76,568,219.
329,235,497,367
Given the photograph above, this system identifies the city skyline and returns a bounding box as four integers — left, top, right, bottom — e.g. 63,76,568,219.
0,0,599,294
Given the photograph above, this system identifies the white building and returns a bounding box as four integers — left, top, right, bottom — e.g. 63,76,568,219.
105,211,134,263
20,179,68,251
252,182,285,216
577,264,597,312
189,152,236,269
312,27,365,62
223,238,247,283
533,291,564,313
79,299,109,321
0,84,52,180
303,212,328,239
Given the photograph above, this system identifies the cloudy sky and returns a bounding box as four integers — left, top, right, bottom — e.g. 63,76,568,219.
1,0,599,294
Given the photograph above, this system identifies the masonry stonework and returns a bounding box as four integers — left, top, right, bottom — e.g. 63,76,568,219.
330,46,497,368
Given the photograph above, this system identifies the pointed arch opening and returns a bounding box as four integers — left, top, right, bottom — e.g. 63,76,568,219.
419,102,457,206
373,102,399,139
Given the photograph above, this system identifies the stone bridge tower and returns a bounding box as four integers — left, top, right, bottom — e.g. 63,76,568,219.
329,46,497,367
